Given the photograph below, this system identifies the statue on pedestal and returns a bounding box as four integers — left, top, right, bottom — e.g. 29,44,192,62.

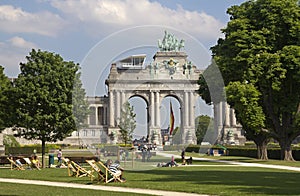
158,30,185,52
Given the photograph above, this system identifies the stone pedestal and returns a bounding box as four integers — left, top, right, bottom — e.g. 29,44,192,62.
0,133,4,156
0,133,3,145
150,128,161,145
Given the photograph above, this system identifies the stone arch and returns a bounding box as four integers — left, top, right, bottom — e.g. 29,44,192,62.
106,51,199,145
128,95,150,140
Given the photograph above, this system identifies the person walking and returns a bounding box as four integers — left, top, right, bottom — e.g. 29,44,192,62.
57,149,62,166
181,149,186,165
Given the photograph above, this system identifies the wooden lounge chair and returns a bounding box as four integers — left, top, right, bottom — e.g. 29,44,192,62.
23,157,41,170
7,157,25,170
86,159,106,182
69,160,93,178
62,157,78,177
97,161,123,183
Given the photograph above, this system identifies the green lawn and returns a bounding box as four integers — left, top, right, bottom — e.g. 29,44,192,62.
188,153,300,167
1,159,300,196
0,182,150,196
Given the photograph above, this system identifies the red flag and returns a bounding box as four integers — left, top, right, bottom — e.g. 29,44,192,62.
169,101,174,135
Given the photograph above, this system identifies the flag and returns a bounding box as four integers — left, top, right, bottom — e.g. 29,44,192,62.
169,101,175,135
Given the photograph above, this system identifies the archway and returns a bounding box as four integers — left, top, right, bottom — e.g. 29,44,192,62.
128,96,149,140
160,96,181,145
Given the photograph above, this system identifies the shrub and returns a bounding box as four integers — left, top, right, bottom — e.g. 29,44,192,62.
3,135,20,147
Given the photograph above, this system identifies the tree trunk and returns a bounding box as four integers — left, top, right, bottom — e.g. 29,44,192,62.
252,131,269,160
254,138,268,160
42,139,46,168
280,141,295,161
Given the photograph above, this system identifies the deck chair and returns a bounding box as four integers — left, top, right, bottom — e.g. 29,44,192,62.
86,159,106,182
97,161,123,183
62,157,78,177
7,157,25,170
23,157,41,170
69,160,93,178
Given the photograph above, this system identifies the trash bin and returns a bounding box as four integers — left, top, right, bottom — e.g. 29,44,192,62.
49,154,54,167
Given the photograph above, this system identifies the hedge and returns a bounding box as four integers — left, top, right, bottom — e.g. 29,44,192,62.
166,144,300,161
5,146,49,155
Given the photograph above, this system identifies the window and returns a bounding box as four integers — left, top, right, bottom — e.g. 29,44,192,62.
83,130,88,136
91,130,95,136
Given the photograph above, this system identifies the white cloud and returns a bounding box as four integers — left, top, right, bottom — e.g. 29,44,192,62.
0,37,38,77
0,5,65,36
9,36,37,49
50,0,224,39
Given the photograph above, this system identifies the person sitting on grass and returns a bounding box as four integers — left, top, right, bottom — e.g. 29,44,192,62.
157,156,178,167
109,160,126,182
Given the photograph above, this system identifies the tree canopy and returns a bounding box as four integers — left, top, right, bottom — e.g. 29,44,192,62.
0,66,13,131
195,115,214,145
13,49,87,166
118,101,136,145
211,0,300,160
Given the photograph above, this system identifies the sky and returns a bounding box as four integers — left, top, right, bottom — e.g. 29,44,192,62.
0,0,246,138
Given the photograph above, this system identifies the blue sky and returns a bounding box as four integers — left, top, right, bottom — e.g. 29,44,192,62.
0,0,246,138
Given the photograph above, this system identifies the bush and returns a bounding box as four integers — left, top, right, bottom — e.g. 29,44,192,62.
5,144,59,155
3,135,20,147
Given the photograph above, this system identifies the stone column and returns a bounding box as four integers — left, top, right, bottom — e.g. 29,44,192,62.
109,91,115,127
0,133,3,146
217,102,222,127
87,111,90,125
224,102,230,127
230,108,237,127
104,107,107,125
95,106,99,125
155,91,160,127
121,91,126,106
116,91,120,123
189,92,194,127
184,91,189,126
150,91,155,127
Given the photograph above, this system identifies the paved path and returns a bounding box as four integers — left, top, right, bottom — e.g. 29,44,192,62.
157,151,300,172
0,178,206,196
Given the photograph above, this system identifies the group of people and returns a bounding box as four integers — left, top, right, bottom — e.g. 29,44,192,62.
8,154,41,169
141,145,152,162
156,149,192,167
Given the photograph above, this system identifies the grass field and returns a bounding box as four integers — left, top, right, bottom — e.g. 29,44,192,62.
1,156,300,196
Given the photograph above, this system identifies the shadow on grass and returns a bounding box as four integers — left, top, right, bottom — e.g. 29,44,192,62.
125,168,300,195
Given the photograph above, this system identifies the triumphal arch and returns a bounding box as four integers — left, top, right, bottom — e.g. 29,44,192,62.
59,31,244,146
106,31,199,145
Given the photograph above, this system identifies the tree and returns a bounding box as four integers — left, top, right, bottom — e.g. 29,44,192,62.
171,126,181,144
0,66,13,131
211,0,300,160
226,82,270,159
118,101,136,146
195,115,214,144
13,49,83,167
72,71,89,130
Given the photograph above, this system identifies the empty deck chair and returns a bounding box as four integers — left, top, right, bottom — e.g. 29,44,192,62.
62,157,78,177
69,160,93,178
